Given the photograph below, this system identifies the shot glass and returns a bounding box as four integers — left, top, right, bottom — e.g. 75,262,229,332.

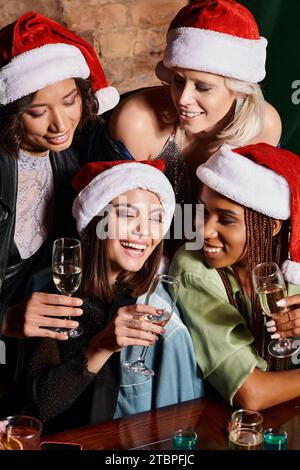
263,428,287,450
2,415,42,450
172,429,197,450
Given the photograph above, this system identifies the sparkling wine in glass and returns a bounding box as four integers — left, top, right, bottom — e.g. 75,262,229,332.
252,261,300,358
124,273,180,376
52,238,83,339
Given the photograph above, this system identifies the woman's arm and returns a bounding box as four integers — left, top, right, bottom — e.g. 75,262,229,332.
234,367,300,411
27,303,164,421
169,249,300,409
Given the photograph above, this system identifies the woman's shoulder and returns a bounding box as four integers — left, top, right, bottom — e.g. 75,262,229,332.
256,101,282,146
110,87,171,129
108,86,175,160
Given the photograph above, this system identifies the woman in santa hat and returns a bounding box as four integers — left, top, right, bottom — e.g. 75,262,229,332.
23,160,203,432
0,12,119,342
106,0,281,206
170,143,300,411
0,11,120,409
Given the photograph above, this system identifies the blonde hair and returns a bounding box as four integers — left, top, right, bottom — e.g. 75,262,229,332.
158,74,265,146
217,78,265,146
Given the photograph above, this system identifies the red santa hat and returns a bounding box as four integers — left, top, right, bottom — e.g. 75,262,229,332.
197,143,300,285
72,160,176,236
0,11,119,114
156,0,267,84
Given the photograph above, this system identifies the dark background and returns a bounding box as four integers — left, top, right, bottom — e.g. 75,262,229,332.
240,0,300,153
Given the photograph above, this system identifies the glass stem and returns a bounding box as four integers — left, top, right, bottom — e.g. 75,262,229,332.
138,346,149,362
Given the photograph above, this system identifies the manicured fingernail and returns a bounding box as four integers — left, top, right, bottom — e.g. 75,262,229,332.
271,333,281,339
266,320,275,327
160,329,166,334
76,308,83,315
276,299,286,307
72,322,79,328
156,308,165,314
75,298,83,306
267,326,277,333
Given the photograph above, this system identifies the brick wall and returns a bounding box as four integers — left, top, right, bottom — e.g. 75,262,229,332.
0,0,188,93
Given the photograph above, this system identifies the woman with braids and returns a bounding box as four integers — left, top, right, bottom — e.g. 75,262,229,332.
0,12,118,402
170,143,300,410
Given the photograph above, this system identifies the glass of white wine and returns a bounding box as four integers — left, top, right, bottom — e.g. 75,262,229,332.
52,238,82,339
252,261,300,358
124,273,180,376
228,409,263,450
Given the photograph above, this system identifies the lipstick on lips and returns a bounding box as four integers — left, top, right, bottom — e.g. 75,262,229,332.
45,129,71,145
120,240,149,258
179,109,204,122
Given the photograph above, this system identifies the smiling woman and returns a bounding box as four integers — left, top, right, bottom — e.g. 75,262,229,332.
0,11,119,412
20,80,83,155
107,0,282,206
170,143,300,412
107,189,164,280
23,160,204,432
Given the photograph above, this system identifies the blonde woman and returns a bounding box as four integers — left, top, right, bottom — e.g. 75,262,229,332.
107,1,281,204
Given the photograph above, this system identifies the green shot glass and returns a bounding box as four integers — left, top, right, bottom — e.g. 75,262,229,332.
263,428,287,450
172,429,197,450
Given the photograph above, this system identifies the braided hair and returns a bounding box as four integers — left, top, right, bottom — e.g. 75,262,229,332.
217,207,289,370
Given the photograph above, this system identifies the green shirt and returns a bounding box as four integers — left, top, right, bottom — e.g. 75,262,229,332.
169,246,300,405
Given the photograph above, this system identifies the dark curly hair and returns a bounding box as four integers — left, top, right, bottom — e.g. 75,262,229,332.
0,78,98,159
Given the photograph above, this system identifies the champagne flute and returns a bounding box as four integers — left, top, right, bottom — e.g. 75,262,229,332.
52,238,83,339
252,261,300,358
124,273,180,376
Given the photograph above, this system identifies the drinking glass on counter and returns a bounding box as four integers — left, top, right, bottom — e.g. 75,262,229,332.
1,415,42,450
263,427,287,450
228,409,263,450
172,429,197,450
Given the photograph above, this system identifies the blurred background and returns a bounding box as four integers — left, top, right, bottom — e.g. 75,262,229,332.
240,0,300,153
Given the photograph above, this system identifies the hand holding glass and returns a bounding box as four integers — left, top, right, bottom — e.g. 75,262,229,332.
124,273,180,376
252,262,300,358
52,238,83,338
